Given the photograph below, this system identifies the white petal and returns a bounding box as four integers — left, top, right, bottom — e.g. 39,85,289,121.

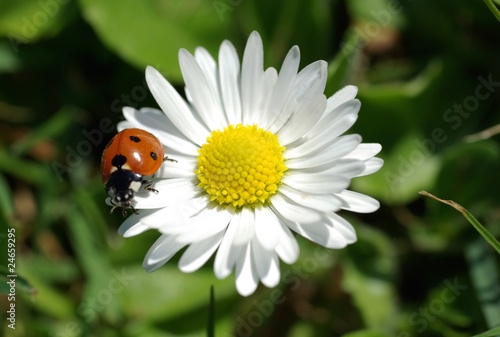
274,220,299,264
286,134,361,169
235,243,259,296
278,80,327,145
155,156,197,179
179,232,224,273
139,207,183,230
286,217,348,249
146,66,208,145
283,172,350,194
140,196,208,230
263,46,300,130
304,99,360,144
117,120,134,131
254,206,279,250
256,67,278,127
252,237,280,288
241,31,265,125
325,158,366,178
232,207,256,246
278,185,341,213
271,60,326,133
294,60,328,97
336,190,380,213
122,107,199,156
357,157,384,177
285,120,361,161
218,40,242,124
174,206,233,243
327,213,357,244
117,211,154,237
214,212,244,279
194,47,219,102
179,49,227,130
143,234,186,272
344,143,382,161
270,193,322,224
133,178,199,209
325,85,358,114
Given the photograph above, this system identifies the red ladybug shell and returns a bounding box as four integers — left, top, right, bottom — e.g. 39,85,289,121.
101,128,165,183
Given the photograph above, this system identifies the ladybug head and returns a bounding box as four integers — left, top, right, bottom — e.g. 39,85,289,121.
105,169,143,216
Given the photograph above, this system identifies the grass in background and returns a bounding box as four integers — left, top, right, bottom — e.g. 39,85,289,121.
1,0,499,336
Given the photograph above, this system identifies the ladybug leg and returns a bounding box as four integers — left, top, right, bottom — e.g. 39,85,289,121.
129,204,139,216
142,179,159,194
139,157,178,194
110,204,136,217
121,207,129,217
163,156,178,163
110,204,120,215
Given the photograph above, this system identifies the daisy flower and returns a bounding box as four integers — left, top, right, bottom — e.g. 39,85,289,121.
116,31,383,296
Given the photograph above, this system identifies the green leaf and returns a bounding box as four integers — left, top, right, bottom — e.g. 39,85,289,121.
472,326,500,337
342,223,398,332
118,265,236,322
0,41,21,73
352,133,441,205
0,0,74,45
346,0,405,29
342,330,392,337
78,0,233,82
78,0,334,83
238,0,333,68
355,59,445,147
434,140,500,210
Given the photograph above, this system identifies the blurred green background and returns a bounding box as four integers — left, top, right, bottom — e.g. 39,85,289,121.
0,0,499,336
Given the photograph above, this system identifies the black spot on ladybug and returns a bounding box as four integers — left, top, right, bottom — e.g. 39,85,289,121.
150,151,158,160
112,154,127,168
129,135,141,143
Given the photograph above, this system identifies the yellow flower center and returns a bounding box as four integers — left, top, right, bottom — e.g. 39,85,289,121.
196,124,287,208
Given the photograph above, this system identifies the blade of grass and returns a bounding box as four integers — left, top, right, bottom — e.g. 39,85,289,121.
419,191,500,255
207,285,215,337
64,206,121,323
0,173,14,221
0,149,55,188
0,266,36,295
465,238,500,328
482,0,500,22
11,106,77,156
73,187,110,240
465,123,500,143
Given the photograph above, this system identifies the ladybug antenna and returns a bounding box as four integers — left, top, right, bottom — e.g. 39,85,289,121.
129,204,139,216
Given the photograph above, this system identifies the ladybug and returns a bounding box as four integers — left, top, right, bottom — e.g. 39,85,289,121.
101,128,172,216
